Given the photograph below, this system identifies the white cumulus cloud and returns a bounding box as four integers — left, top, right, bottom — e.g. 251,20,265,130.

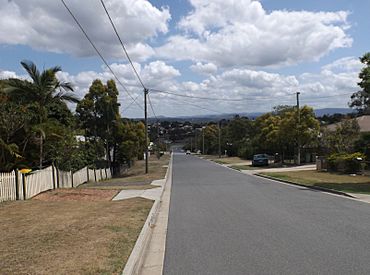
156,0,352,67
0,0,170,61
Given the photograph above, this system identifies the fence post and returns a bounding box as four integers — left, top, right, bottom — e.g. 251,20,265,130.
51,163,56,189
86,167,89,182
56,166,60,188
71,171,74,188
105,168,108,179
22,173,26,200
94,168,97,182
14,169,19,200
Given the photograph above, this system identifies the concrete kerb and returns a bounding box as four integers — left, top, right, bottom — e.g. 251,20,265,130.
199,156,357,199
122,153,173,275
254,173,355,198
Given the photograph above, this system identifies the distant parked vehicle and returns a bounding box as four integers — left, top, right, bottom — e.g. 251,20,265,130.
252,154,269,166
186,150,191,155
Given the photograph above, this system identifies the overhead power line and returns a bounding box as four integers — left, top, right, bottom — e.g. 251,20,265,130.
100,0,146,90
150,88,298,102
120,94,141,113
151,89,354,102
147,93,159,120
60,0,143,111
165,96,224,114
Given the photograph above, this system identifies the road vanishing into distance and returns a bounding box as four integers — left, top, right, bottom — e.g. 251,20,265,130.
163,153,370,275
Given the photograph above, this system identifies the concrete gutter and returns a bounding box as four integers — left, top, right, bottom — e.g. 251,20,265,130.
255,173,355,198
122,154,173,275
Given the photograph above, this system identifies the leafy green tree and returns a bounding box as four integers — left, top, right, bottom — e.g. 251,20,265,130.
6,60,78,123
321,119,360,154
255,113,284,156
350,53,370,113
3,61,78,169
76,79,118,164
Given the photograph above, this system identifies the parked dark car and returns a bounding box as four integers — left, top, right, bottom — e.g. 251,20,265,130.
252,154,269,166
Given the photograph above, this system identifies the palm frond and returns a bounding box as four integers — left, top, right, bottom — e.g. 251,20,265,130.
59,81,74,92
59,93,80,103
21,60,40,85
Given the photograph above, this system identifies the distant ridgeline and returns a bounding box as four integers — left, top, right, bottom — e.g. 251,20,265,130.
144,108,354,123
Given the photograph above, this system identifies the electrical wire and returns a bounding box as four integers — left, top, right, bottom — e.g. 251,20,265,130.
165,96,224,114
147,93,159,120
151,88,353,103
100,0,146,90
120,94,141,113
60,0,143,111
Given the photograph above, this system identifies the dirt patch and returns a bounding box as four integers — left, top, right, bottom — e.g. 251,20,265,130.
33,188,119,202
0,198,152,275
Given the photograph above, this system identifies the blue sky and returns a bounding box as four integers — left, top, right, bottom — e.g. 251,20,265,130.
0,0,368,118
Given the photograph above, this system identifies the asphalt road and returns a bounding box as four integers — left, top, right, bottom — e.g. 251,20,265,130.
163,154,370,275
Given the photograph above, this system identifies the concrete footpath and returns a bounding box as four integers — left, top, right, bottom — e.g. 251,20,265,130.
140,165,172,274
116,155,173,275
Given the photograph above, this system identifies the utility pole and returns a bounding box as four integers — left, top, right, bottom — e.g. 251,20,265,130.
296,91,301,166
144,88,149,173
218,121,221,158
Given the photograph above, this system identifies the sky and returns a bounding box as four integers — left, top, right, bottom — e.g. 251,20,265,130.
0,0,369,118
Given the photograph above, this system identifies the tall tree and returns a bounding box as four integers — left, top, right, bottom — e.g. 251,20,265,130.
6,60,78,123
76,79,125,166
5,61,78,169
349,53,370,113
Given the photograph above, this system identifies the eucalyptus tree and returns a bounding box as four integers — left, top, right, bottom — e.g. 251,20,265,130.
350,53,370,113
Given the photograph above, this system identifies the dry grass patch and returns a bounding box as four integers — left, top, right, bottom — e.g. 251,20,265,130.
82,154,170,189
203,155,248,165
0,197,152,275
262,170,370,194
34,188,119,201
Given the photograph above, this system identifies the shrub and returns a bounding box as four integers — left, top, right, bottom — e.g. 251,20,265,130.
327,152,365,173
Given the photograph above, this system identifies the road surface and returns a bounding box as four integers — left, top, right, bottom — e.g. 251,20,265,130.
163,154,370,275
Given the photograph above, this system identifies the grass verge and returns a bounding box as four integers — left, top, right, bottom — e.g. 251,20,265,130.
261,170,370,194
230,165,263,171
81,154,170,189
0,197,152,275
202,155,249,165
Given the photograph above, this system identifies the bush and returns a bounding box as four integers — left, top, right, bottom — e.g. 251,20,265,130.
327,152,365,173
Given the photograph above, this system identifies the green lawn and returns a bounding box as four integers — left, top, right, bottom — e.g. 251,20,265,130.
261,170,370,194
202,155,248,165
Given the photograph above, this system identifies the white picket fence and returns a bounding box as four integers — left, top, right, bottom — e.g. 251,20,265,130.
0,166,112,202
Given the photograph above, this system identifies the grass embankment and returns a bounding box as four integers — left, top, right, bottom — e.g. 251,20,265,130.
261,170,370,194
202,155,249,165
0,193,152,275
81,154,170,190
230,165,263,171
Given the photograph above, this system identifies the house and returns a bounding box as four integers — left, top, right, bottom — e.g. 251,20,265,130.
326,115,370,133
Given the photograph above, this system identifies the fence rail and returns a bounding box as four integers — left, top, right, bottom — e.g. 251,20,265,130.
0,166,112,202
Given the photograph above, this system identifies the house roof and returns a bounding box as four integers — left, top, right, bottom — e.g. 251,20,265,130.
326,115,370,132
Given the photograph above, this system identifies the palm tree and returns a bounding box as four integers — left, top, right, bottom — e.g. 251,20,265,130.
6,60,79,122
6,61,79,169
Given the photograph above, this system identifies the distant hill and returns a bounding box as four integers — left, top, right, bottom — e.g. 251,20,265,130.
145,108,354,123
313,108,354,117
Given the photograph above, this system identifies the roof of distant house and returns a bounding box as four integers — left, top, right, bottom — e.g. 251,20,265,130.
326,115,370,132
